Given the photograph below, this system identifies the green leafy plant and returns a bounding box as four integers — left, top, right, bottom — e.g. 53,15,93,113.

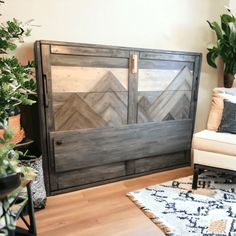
206,11,236,76
0,17,36,127
0,128,30,177
0,0,36,178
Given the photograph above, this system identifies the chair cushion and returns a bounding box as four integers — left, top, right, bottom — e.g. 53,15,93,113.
193,150,236,171
192,130,236,156
218,100,236,134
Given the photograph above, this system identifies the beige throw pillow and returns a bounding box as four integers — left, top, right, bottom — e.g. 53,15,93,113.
207,88,236,131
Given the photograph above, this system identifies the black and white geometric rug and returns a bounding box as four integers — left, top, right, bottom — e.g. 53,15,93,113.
127,172,236,236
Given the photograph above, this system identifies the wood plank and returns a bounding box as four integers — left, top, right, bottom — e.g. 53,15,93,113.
135,151,188,173
51,45,130,58
138,69,180,92
140,51,196,62
51,120,193,173
51,66,128,93
58,162,126,189
51,54,129,68
139,59,193,71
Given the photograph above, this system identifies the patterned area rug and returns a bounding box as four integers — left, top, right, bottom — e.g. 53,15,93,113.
127,172,236,236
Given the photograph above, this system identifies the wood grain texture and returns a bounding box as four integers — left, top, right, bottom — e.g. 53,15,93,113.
140,51,196,62
55,151,190,190
138,66,193,123
53,71,128,130
51,66,128,93
27,167,192,236
51,54,129,68
134,151,188,173
54,93,108,130
139,59,193,71
51,45,130,58
52,119,192,173
58,162,126,189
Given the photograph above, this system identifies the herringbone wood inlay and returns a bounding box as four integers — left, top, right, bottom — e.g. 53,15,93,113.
53,71,128,131
138,66,192,123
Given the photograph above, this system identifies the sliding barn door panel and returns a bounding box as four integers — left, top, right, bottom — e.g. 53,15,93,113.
34,41,201,195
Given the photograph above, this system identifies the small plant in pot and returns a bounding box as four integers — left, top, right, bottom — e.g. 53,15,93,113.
0,18,36,144
0,130,35,235
0,129,31,198
206,10,236,88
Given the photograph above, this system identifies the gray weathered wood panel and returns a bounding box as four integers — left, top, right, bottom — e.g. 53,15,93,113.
58,162,126,189
134,152,188,173
140,52,196,62
51,54,129,68
139,59,193,71
53,91,128,130
52,119,192,173
137,66,193,122
51,45,130,58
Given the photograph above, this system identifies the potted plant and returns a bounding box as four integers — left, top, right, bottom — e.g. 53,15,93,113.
0,129,32,198
0,128,36,235
206,11,236,88
0,17,36,144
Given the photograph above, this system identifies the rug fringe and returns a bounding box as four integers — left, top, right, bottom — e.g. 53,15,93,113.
126,193,173,235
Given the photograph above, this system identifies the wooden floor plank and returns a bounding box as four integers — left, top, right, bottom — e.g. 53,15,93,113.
19,166,192,235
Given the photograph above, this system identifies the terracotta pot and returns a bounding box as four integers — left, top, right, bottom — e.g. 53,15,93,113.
224,73,235,88
0,114,25,145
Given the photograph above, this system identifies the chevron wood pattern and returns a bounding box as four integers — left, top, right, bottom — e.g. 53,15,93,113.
53,71,128,131
138,66,192,123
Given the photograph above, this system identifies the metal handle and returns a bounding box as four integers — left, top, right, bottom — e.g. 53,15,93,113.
43,74,49,107
131,54,138,74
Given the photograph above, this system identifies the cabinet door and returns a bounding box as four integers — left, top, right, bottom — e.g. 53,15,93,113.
137,51,195,123
44,45,130,132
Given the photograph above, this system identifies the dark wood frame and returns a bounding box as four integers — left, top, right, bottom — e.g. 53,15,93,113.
34,40,202,195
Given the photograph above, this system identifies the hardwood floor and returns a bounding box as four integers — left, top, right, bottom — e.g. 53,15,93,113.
23,167,192,236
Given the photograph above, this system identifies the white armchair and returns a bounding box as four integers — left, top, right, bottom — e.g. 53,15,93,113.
192,87,236,189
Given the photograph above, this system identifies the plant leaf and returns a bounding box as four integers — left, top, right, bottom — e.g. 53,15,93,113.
207,20,223,40
206,48,218,68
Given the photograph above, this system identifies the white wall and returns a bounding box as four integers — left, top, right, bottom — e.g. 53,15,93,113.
1,0,229,131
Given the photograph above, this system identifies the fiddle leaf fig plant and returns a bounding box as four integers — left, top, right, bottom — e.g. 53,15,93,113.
207,11,236,87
